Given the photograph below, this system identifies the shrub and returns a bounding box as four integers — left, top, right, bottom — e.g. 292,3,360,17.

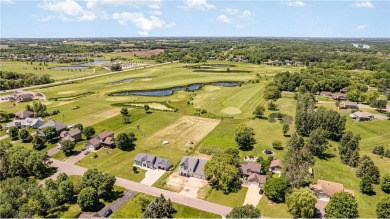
272,140,283,150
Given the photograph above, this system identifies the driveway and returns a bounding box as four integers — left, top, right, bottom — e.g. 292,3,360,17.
47,146,61,157
97,190,136,217
178,176,207,198
243,185,262,206
50,159,232,216
64,148,93,164
140,168,166,186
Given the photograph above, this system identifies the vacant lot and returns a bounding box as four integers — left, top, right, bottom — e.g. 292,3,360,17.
146,116,220,149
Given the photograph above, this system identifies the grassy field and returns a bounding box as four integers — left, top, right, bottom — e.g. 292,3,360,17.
257,196,292,218
111,193,220,218
204,186,248,208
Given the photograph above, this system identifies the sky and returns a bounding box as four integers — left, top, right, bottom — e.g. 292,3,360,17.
0,0,389,38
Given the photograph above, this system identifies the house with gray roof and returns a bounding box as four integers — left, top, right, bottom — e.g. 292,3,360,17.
134,153,172,170
5,117,44,129
178,156,207,179
60,128,82,143
39,120,67,134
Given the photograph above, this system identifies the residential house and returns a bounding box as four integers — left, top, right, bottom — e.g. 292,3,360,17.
178,156,207,179
133,153,172,170
333,93,347,100
294,61,303,66
310,179,353,201
17,93,33,102
5,117,44,129
239,162,267,187
270,159,283,173
339,101,359,110
320,91,333,98
38,120,67,136
14,110,34,119
60,128,82,143
85,131,115,150
340,87,347,93
351,112,374,121
284,60,292,65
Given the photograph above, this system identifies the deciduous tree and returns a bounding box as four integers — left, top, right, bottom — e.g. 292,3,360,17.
356,155,380,184
61,140,76,157
83,126,95,139
381,174,390,193
264,178,288,203
253,105,265,118
235,126,256,150
286,188,317,218
116,132,136,150
325,192,358,219
81,168,116,198
226,204,261,219
8,126,19,140
143,194,175,218
77,187,99,211
18,128,32,142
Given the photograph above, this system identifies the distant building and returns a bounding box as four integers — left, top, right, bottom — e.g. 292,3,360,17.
38,120,67,135
333,93,347,100
17,93,33,102
340,87,347,93
270,159,283,173
320,91,333,98
350,112,374,121
14,110,34,119
339,101,358,110
178,156,207,179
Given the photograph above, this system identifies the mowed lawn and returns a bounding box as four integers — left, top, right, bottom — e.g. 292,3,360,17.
111,193,220,218
0,61,97,81
204,186,248,208
77,111,191,181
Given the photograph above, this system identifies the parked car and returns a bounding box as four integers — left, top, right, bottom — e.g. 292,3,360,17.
84,150,90,155
56,145,61,149
103,209,113,217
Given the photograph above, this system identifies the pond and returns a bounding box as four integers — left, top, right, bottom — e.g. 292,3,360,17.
213,82,240,87
82,60,110,65
112,82,239,97
52,66,89,70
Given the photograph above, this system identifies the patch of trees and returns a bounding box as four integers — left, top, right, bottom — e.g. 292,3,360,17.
0,110,16,122
226,204,261,218
295,93,346,141
286,188,317,218
377,197,390,219
44,173,76,207
110,64,122,71
0,145,50,180
116,132,136,150
324,192,359,218
204,149,241,194
339,131,360,167
83,126,95,139
235,126,256,150
142,194,175,218
61,140,76,156
0,71,53,90
263,83,282,100
80,168,116,198
356,155,380,184
252,105,265,118
283,133,314,188
26,102,48,118
120,107,130,124
263,178,288,203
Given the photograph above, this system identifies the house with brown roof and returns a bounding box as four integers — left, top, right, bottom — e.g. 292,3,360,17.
239,162,267,187
60,128,82,143
270,159,283,173
14,110,34,119
310,179,353,201
85,131,115,150
320,91,333,98
333,93,347,100
17,93,34,102
339,101,358,110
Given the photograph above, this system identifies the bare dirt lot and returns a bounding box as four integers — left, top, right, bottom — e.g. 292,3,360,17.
113,49,164,57
166,172,208,199
146,116,220,150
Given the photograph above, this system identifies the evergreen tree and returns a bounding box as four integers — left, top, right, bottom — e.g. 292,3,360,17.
356,155,380,184
143,194,175,218
339,131,360,167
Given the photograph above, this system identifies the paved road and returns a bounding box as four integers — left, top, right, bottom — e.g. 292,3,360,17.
50,159,232,216
4,61,178,93
97,190,136,217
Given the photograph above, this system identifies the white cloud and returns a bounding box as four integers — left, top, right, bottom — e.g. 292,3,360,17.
85,0,163,10
239,10,253,18
286,1,305,7
223,8,239,15
357,24,368,32
180,0,215,10
150,10,162,16
39,0,96,21
112,12,174,35
0,0,13,4
354,0,374,8
217,14,231,24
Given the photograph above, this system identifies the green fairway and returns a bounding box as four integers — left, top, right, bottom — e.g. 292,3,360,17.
111,193,221,218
